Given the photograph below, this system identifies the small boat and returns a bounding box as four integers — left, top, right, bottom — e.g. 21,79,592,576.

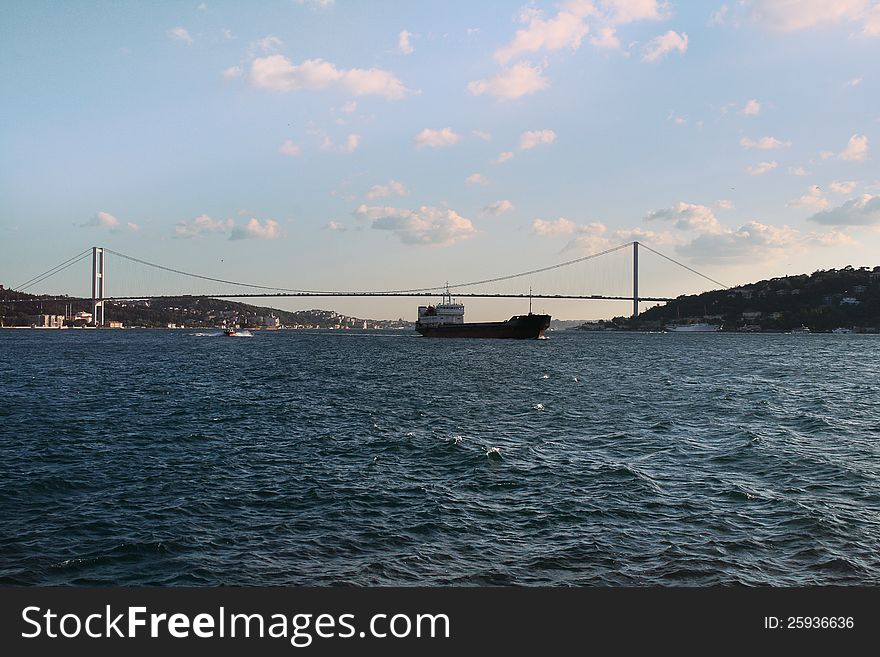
831,327,852,334
790,325,811,334
224,328,237,336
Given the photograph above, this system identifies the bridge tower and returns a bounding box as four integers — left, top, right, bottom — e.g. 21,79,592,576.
632,241,639,318
91,246,105,327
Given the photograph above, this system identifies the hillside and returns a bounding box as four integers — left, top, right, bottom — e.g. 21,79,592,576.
0,289,411,329
633,265,880,332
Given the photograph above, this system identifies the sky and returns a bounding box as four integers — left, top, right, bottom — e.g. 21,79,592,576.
2,0,879,321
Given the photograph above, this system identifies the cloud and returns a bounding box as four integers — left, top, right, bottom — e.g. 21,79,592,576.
846,76,863,87
321,134,360,153
642,30,688,62
495,151,515,163
340,100,358,113
253,35,284,53
742,99,761,116
167,27,193,45
830,180,857,194
467,61,550,99
366,180,407,199
749,0,869,32
789,166,809,176
398,30,414,54
709,4,730,26
483,200,515,216
602,0,671,24
807,194,880,225
747,160,778,175
355,204,477,246
493,1,596,63
590,26,622,49
840,134,869,161
223,65,243,79
81,211,123,231
715,199,735,210
519,129,557,150
466,173,489,186
295,0,335,9
324,221,346,231
174,214,234,238
249,55,407,99
472,129,493,141
230,218,282,240
787,185,828,209
644,202,725,233
127,222,139,231
279,139,302,157
533,217,607,237
676,221,802,260
740,135,790,149
414,127,461,148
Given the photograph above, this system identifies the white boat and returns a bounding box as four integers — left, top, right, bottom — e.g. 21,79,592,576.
790,325,811,334
831,327,852,334
665,323,721,332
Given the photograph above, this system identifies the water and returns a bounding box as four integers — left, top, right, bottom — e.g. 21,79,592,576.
2,329,879,586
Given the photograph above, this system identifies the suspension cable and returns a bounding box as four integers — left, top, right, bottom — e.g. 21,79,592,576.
14,249,93,292
638,242,729,290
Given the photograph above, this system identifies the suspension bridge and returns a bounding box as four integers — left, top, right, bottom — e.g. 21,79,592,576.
7,242,728,326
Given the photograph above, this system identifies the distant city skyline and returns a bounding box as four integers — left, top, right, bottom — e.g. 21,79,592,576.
2,1,879,320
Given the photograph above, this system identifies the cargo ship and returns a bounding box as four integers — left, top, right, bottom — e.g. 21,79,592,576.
415,292,550,339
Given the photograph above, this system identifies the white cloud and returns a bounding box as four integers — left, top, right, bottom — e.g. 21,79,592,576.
254,35,283,53
249,55,407,99
642,30,688,62
467,61,550,100
398,30,414,54
231,218,282,240
279,139,302,157
533,217,579,236
676,220,802,260
747,160,778,175
830,180,858,194
472,129,493,141
221,29,235,41
519,129,557,150
483,200,515,216
127,222,139,232
340,100,358,114
324,221,346,231
715,199,735,210
590,26,622,49
846,76,863,87
864,3,880,35
840,134,869,161
495,151,515,163
222,65,243,79
174,214,234,238
355,204,477,246
787,185,828,210
749,0,869,31
808,194,880,225
789,166,809,176
320,134,360,153
602,0,671,24
414,127,461,148
366,180,407,199
167,27,193,45
82,211,121,231
198,3,207,9
742,99,761,116
645,202,725,233
296,0,335,9
493,1,596,63
740,135,790,149
466,173,489,186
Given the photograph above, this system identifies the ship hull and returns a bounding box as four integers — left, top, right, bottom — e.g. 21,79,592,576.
416,314,551,339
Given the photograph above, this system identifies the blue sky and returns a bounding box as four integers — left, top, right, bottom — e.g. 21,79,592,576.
2,0,879,320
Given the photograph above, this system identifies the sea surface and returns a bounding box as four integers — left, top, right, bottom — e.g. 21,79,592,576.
1,329,879,586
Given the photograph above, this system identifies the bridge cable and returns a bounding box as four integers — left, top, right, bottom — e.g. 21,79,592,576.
638,242,729,290
14,249,93,292
104,242,633,296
